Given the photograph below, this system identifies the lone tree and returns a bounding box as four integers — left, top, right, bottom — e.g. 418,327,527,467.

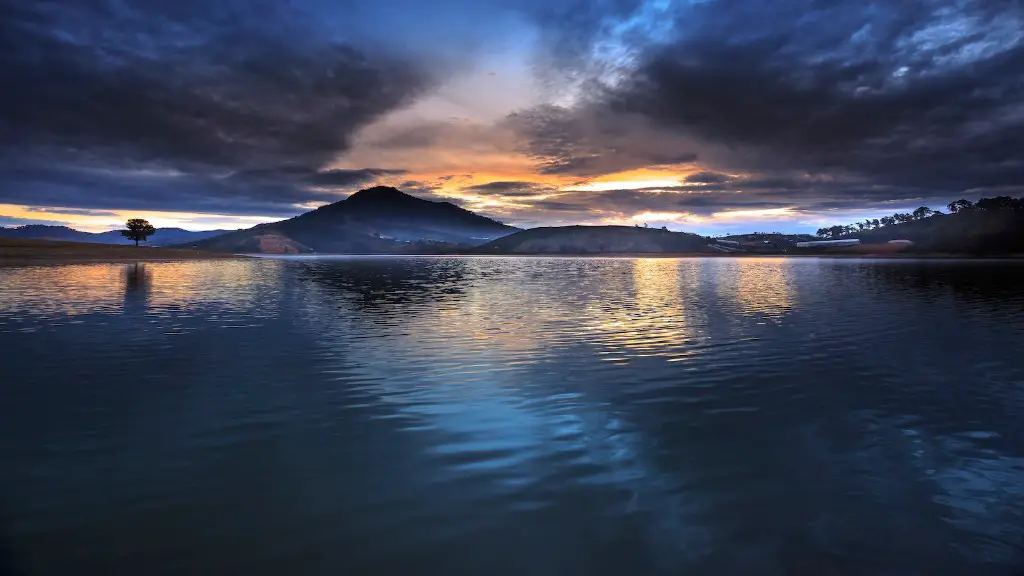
121,218,156,246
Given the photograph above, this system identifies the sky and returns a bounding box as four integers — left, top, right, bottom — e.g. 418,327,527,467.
2,0,1023,234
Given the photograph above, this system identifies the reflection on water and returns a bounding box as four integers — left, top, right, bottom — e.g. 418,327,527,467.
0,261,283,326
732,259,796,319
581,259,695,360
710,258,796,320
0,264,126,318
2,257,1024,575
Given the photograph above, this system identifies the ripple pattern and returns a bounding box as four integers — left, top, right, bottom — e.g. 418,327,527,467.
2,257,1024,575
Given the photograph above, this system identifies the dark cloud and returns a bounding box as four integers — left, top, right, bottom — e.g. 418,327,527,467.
0,216,71,228
0,163,337,217
24,207,121,217
529,201,587,212
516,0,1024,209
466,181,538,192
306,169,408,186
506,105,698,176
0,0,430,215
685,172,731,184
731,177,804,190
652,183,731,193
492,175,965,227
5,0,1024,227
464,181,557,197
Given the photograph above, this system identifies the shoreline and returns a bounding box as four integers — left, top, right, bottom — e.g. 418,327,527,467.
0,238,248,266
3,239,1021,264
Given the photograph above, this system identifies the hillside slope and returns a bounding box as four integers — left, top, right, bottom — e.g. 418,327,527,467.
854,210,1024,253
475,226,711,254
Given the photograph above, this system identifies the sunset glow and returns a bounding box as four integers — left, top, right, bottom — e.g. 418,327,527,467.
3,0,1018,233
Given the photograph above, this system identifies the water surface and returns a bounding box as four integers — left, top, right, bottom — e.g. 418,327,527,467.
2,257,1024,575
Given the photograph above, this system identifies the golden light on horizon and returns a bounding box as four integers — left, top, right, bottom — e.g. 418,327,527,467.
710,207,797,220
629,211,702,223
563,179,682,192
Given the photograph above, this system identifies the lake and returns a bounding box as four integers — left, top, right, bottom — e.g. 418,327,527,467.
2,257,1024,575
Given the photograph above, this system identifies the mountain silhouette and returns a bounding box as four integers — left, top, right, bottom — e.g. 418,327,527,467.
194,186,518,253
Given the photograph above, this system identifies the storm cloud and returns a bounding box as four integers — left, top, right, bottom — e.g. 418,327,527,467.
3,0,1024,230
513,0,1024,209
0,0,435,214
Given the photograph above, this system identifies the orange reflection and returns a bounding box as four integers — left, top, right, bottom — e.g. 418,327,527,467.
717,259,795,320
0,260,282,319
580,258,698,360
0,264,126,317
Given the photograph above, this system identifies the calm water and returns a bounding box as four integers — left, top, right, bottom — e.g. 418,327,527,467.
2,257,1024,575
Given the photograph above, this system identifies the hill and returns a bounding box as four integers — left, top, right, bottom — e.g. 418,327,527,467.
474,226,711,254
0,225,230,246
857,211,1024,253
812,196,1024,254
193,186,518,253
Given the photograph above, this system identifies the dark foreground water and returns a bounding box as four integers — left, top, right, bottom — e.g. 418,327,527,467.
2,257,1024,575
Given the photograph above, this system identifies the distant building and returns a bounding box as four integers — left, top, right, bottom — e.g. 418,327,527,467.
795,239,861,248
715,239,741,247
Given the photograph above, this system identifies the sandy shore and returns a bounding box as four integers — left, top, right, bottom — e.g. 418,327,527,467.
0,238,247,265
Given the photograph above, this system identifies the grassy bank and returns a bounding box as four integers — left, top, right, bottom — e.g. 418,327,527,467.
0,238,247,265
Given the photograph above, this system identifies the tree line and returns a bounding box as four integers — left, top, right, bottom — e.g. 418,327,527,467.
814,196,1024,239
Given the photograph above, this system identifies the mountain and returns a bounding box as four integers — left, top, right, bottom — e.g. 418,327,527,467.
474,226,711,254
193,186,518,253
0,225,230,246
0,225,91,243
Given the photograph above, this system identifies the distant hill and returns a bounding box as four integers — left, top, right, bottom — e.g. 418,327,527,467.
815,196,1024,254
193,186,518,253
857,211,1024,253
474,226,711,254
0,225,230,246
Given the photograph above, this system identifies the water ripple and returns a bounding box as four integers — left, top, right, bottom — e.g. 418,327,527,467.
2,257,1024,575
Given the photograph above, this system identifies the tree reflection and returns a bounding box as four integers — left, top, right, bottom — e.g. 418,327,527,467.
121,263,152,315
862,261,1024,315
